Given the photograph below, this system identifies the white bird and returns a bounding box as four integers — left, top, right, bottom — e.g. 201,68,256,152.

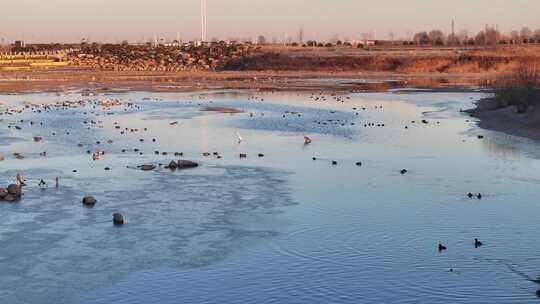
236,132,243,143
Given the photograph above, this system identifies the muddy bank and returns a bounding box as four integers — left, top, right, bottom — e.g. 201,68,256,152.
466,98,540,141
0,69,489,94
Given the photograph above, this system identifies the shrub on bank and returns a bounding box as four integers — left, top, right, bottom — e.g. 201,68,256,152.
494,62,540,113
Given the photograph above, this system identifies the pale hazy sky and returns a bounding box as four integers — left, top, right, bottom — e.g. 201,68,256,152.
1,0,539,43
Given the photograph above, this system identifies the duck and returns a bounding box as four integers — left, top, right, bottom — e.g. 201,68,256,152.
474,238,483,247
438,243,447,251
400,169,408,175
467,192,474,198
477,193,482,200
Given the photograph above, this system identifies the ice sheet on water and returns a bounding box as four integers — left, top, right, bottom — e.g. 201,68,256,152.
0,164,293,304
213,101,358,138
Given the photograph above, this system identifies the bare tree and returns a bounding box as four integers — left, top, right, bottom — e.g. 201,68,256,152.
485,27,500,45
428,30,445,45
457,30,469,45
534,29,540,41
510,30,520,43
520,27,532,39
475,31,486,45
257,35,267,45
413,32,430,45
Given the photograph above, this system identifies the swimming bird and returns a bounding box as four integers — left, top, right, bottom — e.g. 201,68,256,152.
467,192,474,198
474,238,483,247
38,179,48,189
304,136,312,145
477,193,482,200
237,132,243,143
438,243,447,251
400,169,408,175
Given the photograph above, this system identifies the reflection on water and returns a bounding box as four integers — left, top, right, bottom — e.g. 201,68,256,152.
1,89,540,303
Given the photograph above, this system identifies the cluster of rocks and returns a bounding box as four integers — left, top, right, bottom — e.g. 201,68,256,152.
0,184,22,202
82,196,124,225
67,42,259,71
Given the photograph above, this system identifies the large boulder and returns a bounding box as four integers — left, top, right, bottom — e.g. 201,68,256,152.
177,160,199,169
82,196,97,206
7,184,21,196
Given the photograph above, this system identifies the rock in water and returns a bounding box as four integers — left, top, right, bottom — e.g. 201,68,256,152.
177,160,199,169
82,196,97,206
113,213,124,225
140,164,156,171
3,194,17,202
7,184,21,196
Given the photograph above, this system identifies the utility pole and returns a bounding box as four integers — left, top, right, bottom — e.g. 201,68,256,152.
201,0,207,42
451,17,455,45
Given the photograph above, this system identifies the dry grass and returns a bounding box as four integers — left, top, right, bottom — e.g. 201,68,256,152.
222,46,540,74
492,62,540,113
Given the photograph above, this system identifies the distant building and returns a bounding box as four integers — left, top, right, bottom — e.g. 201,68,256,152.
14,40,26,48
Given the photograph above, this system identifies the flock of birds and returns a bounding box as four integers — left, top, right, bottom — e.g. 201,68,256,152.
2,91,493,263
1,91,489,199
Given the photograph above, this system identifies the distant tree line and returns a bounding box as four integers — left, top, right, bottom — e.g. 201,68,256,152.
251,26,540,48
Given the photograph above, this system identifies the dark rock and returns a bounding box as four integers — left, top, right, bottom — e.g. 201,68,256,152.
3,194,17,202
140,164,156,171
177,160,199,169
7,184,21,196
82,196,97,206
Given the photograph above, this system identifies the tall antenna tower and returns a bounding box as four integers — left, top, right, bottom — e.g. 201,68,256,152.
451,17,455,45
201,0,207,42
